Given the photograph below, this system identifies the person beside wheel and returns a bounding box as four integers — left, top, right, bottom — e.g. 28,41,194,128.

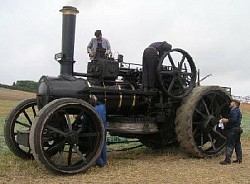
142,41,172,91
219,99,243,165
88,94,107,167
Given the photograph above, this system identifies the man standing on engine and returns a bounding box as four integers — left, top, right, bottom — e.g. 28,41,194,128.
142,41,172,91
87,30,111,60
219,99,243,165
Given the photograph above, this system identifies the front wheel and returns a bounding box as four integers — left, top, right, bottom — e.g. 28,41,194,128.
29,98,105,174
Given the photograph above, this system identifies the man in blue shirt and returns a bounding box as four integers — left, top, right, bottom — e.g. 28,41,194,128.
87,30,111,60
219,99,243,165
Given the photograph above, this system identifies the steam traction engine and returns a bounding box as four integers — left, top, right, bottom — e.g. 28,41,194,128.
4,6,231,174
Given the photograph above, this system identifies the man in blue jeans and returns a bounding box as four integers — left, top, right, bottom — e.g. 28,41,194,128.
219,99,243,165
94,103,107,167
83,95,107,167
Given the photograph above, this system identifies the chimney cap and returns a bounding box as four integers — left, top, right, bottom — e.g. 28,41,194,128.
60,6,79,15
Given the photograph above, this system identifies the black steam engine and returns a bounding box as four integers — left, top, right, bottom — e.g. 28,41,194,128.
4,6,231,174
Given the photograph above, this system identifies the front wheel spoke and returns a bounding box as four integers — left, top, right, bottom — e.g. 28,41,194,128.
23,110,32,125
73,145,87,162
68,145,73,165
15,120,31,128
79,132,98,137
200,133,204,147
45,140,66,155
77,127,83,134
46,125,67,137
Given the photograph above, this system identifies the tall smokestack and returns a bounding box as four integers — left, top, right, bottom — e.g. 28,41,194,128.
58,6,79,77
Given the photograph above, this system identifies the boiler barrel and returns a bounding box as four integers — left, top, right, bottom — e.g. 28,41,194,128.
37,76,148,114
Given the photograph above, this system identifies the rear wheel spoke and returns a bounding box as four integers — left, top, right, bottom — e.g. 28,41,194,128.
213,129,226,139
202,99,210,115
207,133,216,150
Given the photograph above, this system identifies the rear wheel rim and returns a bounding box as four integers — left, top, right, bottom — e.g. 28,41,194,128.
175,86,231,157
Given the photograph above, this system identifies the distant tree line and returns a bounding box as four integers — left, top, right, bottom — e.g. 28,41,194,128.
0,80,37,93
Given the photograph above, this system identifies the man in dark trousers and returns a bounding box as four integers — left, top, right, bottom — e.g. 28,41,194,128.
219,99,243,165
142,41,172,91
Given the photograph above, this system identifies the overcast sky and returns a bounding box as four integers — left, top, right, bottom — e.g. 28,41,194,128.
1,0,250,96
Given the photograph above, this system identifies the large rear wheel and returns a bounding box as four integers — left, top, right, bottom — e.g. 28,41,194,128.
29,98,104,174
175,86,231,157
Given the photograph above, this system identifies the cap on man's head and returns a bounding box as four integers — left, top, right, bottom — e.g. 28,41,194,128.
95,30,102,37
232,99,241,107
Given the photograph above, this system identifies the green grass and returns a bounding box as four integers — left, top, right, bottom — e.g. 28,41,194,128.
0,117,9,153
242,115,250,136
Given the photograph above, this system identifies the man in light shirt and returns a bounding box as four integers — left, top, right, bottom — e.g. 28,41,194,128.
87,30,111,60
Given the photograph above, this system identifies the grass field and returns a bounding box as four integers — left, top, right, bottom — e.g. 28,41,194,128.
0,87,250,183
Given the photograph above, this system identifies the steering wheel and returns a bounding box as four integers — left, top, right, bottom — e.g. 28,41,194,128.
157,48,197,99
